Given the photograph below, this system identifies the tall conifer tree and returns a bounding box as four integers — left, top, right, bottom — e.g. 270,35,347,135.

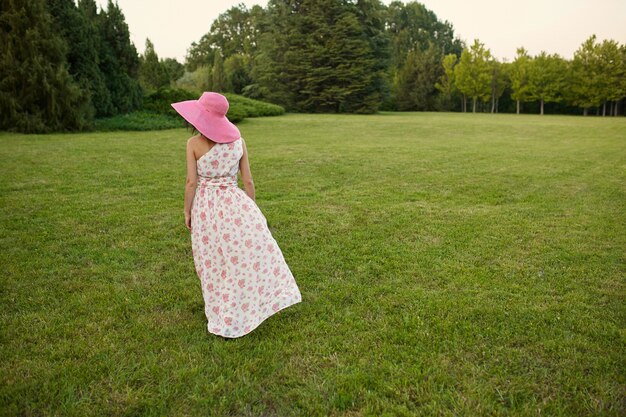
0,0,91,132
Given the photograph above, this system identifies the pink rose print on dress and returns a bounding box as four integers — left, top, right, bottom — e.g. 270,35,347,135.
189,139,302,338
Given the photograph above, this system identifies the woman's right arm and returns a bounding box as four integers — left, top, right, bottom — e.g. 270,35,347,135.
184,137,198,231
239,138,255,202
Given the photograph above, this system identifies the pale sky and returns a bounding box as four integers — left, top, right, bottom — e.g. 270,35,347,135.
95,0,626,63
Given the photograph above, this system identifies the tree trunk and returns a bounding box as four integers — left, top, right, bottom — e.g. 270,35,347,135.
516,100,520,115
540,99,544,115
491,92,495,113
615,100,619,116
472,97,476,113
583,108,588,116
461,94,466,112
496,97,499,113
603,101,606,116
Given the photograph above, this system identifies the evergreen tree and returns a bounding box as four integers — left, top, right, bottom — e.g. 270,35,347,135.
0,0,91,132
139,38,169,91
225,54,252,94
211,51,226,92
256,0,389,113
75,0,114,116
394,41,442,111
47,0,111,119
162,58,185,85
97,0,143,114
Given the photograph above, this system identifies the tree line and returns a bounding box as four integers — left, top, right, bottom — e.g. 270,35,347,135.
438,37,626,116
1,0,624,133
180,0,463,114
179,1,625,117
0,0,148,132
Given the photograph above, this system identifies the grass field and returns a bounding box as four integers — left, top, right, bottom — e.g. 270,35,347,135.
1,112,624,416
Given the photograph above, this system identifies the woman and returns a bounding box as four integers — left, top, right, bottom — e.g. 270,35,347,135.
172,92,302,339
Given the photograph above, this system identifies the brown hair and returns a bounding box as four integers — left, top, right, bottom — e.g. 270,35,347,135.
183,120,199,136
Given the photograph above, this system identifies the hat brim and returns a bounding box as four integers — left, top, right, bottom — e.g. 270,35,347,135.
171,100,241,143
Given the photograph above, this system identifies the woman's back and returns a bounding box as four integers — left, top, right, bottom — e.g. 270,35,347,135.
196,139,243,180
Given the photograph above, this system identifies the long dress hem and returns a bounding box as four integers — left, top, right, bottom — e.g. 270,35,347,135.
208,292,302,338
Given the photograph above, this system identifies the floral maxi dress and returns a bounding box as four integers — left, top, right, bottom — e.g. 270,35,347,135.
190,138,302,338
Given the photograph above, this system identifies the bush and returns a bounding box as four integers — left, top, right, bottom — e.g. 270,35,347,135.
143,88,198,117
124,88,286,130
224,93,285,117
94,111,182,131
226,106,247,123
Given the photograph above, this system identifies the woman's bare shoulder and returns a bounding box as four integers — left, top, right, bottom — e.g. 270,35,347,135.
187,134,202,145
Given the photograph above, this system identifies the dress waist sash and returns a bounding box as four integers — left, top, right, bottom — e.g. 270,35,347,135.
197,175,237,189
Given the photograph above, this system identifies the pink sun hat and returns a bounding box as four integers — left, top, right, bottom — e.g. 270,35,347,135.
171,92,241,143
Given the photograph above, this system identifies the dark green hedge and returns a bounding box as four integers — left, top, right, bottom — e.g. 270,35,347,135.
223,93,285,117
93,111,181,131
143,88,285,121
93,88,285,131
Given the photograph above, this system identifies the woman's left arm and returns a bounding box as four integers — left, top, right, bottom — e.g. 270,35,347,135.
184,138,198,231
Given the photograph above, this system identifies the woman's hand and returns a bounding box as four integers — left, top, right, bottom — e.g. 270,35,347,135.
185,212,192,231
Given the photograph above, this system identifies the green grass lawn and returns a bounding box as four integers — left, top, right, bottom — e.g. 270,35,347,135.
1,112,624,416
